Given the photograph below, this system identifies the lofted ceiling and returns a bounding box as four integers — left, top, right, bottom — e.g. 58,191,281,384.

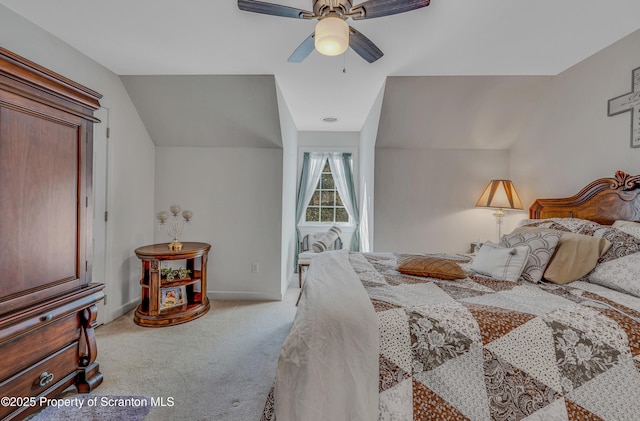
2,0,640,133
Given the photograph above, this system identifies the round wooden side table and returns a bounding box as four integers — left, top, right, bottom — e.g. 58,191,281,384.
133,242,211,327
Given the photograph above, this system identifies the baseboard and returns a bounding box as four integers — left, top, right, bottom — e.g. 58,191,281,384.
207,290,283,301
287,273,299,288
108,299,139,323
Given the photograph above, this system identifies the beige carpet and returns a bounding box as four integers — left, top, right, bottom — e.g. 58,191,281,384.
29,395,152,420
85,287,298,420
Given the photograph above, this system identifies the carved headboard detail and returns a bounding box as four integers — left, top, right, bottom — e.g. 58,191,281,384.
529,171,640,225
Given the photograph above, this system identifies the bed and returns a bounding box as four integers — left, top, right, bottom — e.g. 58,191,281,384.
264,170,640,421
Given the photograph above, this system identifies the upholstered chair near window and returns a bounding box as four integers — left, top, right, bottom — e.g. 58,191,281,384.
297,226,343,287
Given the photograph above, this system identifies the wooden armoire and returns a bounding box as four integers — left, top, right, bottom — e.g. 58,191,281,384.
0,48,105,420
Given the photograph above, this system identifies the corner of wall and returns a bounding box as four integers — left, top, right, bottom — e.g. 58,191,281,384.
358,81,386,252
276,80,299,298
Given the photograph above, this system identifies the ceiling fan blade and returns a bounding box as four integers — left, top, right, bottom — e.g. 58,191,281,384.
351,0,430,20
238,0,312,19
349,27,383,63
288,33,316,63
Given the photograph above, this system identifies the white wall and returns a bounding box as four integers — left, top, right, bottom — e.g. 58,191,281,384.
374,149,512,253
377,76,552,150
359,84,386,252
276,81,299,292
372,74,551,254
298,131,360,148
0,6,156,323
155,147,283,300
510,28,640,205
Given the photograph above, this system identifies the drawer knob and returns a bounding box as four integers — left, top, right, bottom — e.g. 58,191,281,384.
39,372,55,387
41,314,53,322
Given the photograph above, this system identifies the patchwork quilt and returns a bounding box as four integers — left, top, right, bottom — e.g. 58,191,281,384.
351,252,640,421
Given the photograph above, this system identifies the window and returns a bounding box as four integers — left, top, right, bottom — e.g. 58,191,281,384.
305,160,349,223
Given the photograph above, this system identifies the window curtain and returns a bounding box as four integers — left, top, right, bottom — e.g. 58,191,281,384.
328,153,360,251
294,152,327,269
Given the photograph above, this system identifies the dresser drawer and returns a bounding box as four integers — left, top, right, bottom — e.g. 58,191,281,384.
0,342,79,419
0,313,80,381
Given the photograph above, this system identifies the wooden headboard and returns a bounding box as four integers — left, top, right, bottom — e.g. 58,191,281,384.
529,171,640,225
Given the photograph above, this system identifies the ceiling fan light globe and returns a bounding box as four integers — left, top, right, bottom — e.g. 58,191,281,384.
315,16,349,56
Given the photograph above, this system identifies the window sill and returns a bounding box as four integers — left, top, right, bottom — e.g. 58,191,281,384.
298,222,355,229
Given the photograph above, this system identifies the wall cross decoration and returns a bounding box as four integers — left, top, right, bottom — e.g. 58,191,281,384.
608,66,640,148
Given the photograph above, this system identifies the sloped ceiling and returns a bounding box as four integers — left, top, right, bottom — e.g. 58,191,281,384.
120,75,282,148
2,1,640,133
377,76,552,149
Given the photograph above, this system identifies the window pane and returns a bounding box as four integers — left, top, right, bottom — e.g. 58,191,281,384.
321,208,334,222
336,208,349,222
321,173,335,190
321,191,335,206
301,158,350,225
306,207,319,222
309,191,320,206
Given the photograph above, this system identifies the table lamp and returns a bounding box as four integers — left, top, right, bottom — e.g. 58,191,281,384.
475,180,523,240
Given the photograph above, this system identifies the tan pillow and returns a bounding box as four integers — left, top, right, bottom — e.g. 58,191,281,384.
397,255,466,280
511,226,611,284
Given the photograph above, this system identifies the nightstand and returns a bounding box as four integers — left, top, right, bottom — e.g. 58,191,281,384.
134,242,211,327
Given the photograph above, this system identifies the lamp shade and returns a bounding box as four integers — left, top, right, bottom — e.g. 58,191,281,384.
315,16,349,56
475,180,523,210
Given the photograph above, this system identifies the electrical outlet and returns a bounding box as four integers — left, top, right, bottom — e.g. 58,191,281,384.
251,262,259,273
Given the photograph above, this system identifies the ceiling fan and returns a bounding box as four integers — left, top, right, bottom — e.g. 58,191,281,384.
238,0,430,63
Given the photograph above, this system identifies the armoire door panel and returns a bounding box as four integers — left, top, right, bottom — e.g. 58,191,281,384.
0,105,82,299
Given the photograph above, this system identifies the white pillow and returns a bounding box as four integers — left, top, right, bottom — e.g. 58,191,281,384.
471,241,530,282
612,220,640,228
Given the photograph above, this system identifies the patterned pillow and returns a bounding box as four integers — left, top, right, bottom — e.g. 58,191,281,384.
578,226,640,264
396,255,466,280
611,220,640,241
518,219,570,232
312,225,342,252
615,225,640,240
500,230,561,283
519,217,601,233
588,253,640,298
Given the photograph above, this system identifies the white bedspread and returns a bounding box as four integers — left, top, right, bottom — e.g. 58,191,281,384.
275,249,379,421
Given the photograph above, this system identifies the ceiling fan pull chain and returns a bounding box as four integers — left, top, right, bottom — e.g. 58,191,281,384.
343,51,347,73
